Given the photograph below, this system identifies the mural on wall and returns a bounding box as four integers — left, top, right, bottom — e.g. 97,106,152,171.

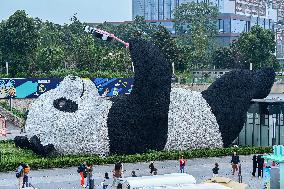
14,39,276,156
92,78,133,97
0,78,134,99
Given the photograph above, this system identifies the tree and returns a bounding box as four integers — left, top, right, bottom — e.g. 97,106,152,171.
97,16,188,72
233,25,279,70
0,10,39,76
212,47,235,69
174,2,219,68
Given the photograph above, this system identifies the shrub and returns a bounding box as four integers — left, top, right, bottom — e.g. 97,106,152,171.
0,140,272,172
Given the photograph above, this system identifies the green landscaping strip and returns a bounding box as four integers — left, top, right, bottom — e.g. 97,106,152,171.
0,140,272,172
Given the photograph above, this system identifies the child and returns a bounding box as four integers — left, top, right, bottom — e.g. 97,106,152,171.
212,163,219,177
102,172,111,189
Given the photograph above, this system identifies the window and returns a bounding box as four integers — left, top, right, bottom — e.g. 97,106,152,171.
219,72,223,74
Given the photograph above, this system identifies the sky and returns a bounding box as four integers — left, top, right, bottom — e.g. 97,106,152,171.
0,0,132,24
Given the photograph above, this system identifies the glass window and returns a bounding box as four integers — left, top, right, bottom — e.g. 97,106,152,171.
251,17,258,28
223,19,231,33
231,19,246,33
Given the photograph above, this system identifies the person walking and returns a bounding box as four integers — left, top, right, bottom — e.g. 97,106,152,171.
179,155,186,173
231,152,240,175
16,162,24,189
85,163,93,189
149,161,157,175
257,155,264,178
77,161,87,188
22,163,30,188
113,163,123,178
212,163,219,177
102,172,111,189
252,155,257,177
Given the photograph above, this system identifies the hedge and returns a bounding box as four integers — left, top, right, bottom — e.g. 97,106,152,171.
0,140,272,172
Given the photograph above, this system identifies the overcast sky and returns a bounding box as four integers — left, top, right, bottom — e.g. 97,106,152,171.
0,0,132,24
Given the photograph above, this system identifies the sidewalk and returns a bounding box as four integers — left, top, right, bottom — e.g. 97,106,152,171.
0,121,25,141
0,155,262,189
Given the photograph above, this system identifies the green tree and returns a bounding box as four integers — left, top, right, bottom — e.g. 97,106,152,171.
174,2,219,68
35,20,66,73
97,16,186,72
0,10,39,76
212,47,235,69
233,25,279,69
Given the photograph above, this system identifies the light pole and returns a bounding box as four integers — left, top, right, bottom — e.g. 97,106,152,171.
5,62,8,76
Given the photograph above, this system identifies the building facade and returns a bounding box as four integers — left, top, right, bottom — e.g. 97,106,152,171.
132,0,284,58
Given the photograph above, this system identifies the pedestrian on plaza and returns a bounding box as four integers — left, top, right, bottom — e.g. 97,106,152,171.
16,162,24,189
257,155,264,178
179,155,186,173
252,155,257,177
77,160,87,188
212,163,219,177
101,172,111,189
22,163,30,187
131,171,137,177
117,183,123,189
231,152,240,175
85,162,93,189
149,161,157,175
113,162,123,178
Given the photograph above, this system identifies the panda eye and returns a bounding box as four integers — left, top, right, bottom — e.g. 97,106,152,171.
53,97,78,113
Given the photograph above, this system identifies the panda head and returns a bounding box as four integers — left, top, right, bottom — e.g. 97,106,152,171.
15,75,112,155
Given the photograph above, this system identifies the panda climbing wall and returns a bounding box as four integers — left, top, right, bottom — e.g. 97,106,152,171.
14,39,275,156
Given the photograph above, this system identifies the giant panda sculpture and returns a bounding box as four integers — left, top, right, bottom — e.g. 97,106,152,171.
14,39,275,156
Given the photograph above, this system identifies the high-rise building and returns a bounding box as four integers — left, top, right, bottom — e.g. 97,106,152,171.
132,0,284,58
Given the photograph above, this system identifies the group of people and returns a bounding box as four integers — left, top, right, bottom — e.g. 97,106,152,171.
252,154,265,177
77,161,95,188
76,157,187,189
16,162,30,189
17,151,264,189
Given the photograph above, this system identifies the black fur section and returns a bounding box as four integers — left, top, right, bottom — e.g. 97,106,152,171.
14,136,30,149
29,135,55,156
53,97,78,113
107,39,172,155
14,135,55,156
202,68,275,147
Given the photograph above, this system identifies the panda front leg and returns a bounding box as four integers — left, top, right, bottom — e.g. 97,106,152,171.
107,39,172,155
14,135,55,156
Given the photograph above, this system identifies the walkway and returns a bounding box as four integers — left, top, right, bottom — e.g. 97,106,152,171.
0,155,262,189
0,121,24,141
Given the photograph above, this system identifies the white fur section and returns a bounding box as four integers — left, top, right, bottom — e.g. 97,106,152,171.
25,76,112,155
165,88,223,150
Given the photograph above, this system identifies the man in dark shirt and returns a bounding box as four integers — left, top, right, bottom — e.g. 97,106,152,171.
231,152,240,175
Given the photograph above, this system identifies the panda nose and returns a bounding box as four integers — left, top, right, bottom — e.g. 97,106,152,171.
53,97,78,113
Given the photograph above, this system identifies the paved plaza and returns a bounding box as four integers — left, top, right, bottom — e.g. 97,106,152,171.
0,155,263,189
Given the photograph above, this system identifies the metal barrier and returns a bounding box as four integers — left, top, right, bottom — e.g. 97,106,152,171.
0,114,7,136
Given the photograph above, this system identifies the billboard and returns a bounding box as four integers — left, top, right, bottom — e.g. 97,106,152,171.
0,78,134,99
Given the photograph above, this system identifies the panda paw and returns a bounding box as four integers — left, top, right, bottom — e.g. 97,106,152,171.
14,135,55,156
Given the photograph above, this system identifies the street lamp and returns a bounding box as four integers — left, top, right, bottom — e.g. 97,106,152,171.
5,62,8,76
